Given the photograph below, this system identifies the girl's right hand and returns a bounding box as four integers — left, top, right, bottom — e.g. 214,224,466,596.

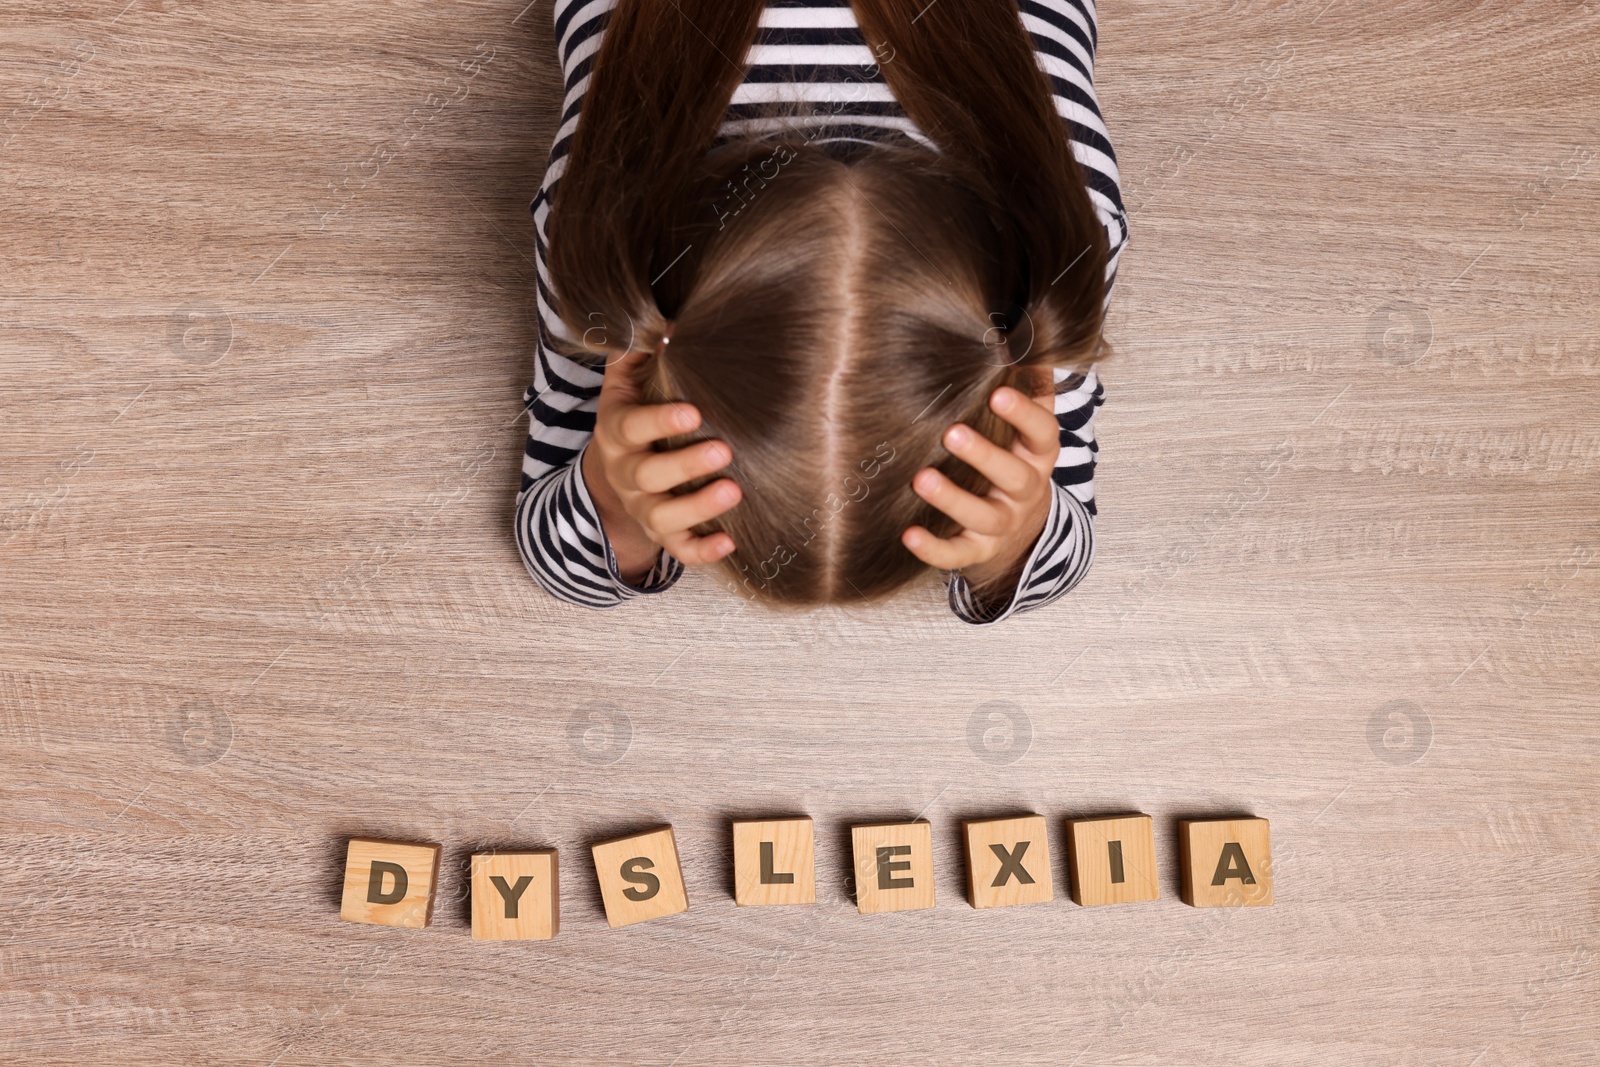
580,347,742,584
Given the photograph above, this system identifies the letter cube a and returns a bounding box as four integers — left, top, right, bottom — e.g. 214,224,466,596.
1178,817,1273,907
591,826,689,928
962,814,1053,909
339,838,442,928
731,817,816,906
850,820,934,914
1065,813,1160,906
470,849,558,940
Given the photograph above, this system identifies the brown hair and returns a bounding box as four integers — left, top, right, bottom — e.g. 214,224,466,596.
545,0,1111,608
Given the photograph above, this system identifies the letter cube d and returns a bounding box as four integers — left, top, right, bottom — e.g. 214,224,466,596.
591,826,689,928
850,820,935,915
731,817,816,906
470,849,559,941
339,838,442,928
962,814,1054,909
1178,817,1273,907
1064,813,1161,906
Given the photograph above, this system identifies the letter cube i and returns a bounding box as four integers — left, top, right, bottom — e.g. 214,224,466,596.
339,838,442,928
732,817,816,906
471,850,559,940
591,826,690,928
1065,814,1161,906
850,820,935,914
1178,817,1273,907
962,814,1054,909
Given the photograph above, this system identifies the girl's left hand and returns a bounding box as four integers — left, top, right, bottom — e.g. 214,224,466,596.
901,376,1059,593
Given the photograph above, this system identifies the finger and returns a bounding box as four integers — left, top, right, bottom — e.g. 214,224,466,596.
615,398,700,450
597,346,648,404
628,438,732,495
901,523,986,570
990,384,1060,460
660,528,736,566
911,467,1009,537
641,475,741,537
594,348,648,445
941,422,1035,497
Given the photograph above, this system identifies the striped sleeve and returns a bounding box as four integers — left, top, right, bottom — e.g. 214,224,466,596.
946,0,1125,625
512,0,687,607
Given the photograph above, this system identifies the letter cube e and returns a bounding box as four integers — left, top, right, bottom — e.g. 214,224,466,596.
850,820,935,914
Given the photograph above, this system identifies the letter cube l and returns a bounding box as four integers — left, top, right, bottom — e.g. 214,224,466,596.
732,817,816,906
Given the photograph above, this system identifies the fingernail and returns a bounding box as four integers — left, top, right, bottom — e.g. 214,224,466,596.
707,444,730,466
675,406,696,428
947,426,969,446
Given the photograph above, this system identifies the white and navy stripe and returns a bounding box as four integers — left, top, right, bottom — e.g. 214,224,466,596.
516,0,1128,623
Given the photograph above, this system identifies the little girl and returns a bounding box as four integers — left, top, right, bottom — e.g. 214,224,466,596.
514,0,1128,625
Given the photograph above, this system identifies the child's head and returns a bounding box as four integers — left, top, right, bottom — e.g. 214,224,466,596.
629,140,1095,605
545,0,1113,607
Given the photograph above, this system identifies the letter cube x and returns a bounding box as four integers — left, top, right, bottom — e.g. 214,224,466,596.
963,814,1054,909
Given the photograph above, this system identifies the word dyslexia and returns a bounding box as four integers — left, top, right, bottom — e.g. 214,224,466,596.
337,814,1274,939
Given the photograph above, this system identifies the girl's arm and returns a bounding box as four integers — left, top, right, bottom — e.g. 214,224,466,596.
944,0,1127,625
512,0,686,607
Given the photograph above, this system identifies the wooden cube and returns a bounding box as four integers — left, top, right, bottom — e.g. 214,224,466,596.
962,814,1053,909
1065,813,1161,907
470,849,558,941
1178,817,1273,907
591,826,689,928
850,820,935,914
339,838,442,929
732,817,816,906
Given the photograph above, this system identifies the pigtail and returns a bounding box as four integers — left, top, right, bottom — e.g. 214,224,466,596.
852,0,1111,365
545,0,768,364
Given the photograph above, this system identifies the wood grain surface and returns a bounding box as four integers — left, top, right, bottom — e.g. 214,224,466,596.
2,1,1597,1063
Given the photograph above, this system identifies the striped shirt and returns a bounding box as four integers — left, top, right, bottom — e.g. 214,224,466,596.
516,0,1129,624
